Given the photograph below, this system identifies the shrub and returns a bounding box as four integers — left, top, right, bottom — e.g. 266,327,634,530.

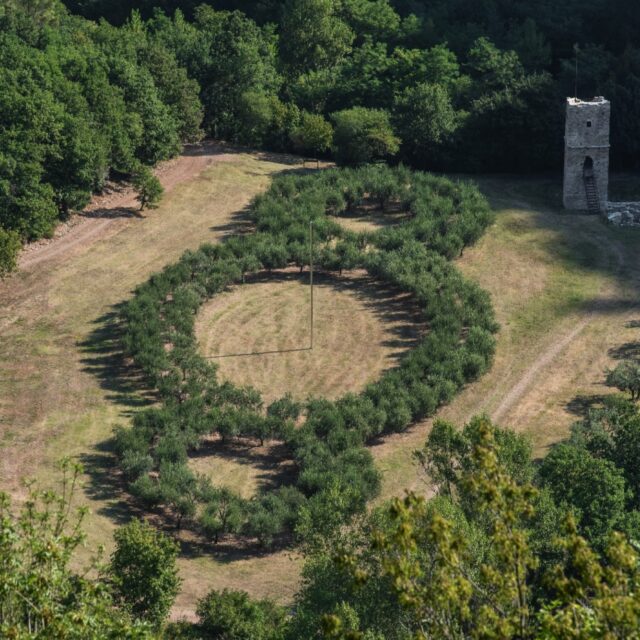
606,360,640,401
331,107,400,165
196,589,287,640
290,111,334,158
132,165,164,211
110,519,181,626
0,227,21,277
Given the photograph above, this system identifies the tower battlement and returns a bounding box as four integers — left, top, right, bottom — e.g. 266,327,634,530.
563,97,610,211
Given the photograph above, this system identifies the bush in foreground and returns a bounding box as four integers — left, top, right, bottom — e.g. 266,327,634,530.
0,461,154,638
110,519,181,627
195,589,287,640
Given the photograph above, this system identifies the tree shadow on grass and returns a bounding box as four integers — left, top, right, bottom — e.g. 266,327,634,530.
565,317,640,418
78,306,156,415
78,441,147,527
77,301,299,554
233,268,427,364
209,202,255,237
565,393,610,418
76,305,159,527
80,207,144,220
608,339,640,361
177,533,289,564
207,166,324,238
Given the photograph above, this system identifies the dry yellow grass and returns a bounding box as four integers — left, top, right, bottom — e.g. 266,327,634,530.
330,209,409,234
371,175,640,501
195,270,423,404
0,149,306,610
2,161,640,617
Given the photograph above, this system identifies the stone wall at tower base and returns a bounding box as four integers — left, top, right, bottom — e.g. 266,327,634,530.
606,202,640,226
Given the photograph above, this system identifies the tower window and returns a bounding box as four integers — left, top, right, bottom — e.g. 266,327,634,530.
587,120,592,127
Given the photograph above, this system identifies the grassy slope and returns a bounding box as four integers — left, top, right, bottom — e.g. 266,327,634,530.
0,153,304,613
372,175,640,501
1,163,639,614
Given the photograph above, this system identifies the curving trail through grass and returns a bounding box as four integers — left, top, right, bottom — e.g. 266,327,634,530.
1,161,639,618
371,175,640,501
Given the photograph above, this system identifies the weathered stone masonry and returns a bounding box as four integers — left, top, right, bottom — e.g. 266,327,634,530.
563,97,610,212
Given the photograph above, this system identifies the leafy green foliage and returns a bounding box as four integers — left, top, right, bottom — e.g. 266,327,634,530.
0,227,21,277
606,361,640,400
279,0,354,77
116,166,496,545
0,0,200,260
288,419,640,639
331,107,400,165
539,444,627,549
393,82,460,168
0,460,153,638
200,487,245,543
133,166,164,211
110,519,181,627
11,0,640,260
290,112,334,158
543,397,640,541
43,0,640,183
196,589,287,640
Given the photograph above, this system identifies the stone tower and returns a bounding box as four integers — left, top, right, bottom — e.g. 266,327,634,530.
563,96,610,212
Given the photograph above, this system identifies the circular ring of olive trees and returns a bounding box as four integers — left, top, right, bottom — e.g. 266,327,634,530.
115,165,497,547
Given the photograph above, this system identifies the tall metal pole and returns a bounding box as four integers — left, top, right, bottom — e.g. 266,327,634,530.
574,43,579,98
309,220,314,350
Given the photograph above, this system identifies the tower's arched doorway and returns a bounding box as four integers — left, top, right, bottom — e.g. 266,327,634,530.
583,156,594,178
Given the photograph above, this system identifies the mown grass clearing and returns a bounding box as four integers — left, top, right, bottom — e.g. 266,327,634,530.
189,268,425,517
371,175,640,501
195,269,424,405
2,164,640,615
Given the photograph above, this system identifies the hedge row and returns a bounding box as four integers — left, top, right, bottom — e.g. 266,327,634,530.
115,165,497,547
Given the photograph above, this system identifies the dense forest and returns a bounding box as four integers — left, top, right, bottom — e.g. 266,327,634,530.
2,0,640,272
58,0,640,173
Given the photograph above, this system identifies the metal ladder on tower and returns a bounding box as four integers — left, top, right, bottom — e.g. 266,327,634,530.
584,174,601,213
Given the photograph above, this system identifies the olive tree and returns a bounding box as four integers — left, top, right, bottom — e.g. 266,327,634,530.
606,360,640,401
132,166,164,211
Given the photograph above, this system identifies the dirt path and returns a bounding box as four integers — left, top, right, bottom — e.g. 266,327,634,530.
18,142,235,270
491,230,629,424
491,318,591,422
373,180,640,499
